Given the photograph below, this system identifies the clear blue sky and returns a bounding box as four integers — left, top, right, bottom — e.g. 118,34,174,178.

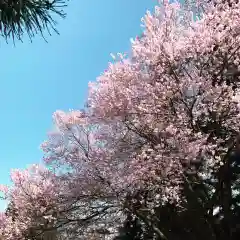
0,0,157,209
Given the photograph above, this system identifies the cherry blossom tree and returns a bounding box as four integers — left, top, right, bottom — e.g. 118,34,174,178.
41,0,240,235
0,161,121,239
2,0,240,239
0,165,60,239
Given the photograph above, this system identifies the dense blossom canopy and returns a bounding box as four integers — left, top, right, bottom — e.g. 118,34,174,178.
1,0,240,239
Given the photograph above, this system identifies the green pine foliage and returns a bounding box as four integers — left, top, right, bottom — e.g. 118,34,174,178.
0,0,68,42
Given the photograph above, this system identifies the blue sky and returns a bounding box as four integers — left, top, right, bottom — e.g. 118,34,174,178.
0,0,157,209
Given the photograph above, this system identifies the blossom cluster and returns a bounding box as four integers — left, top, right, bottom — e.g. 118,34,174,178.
1,0,240,238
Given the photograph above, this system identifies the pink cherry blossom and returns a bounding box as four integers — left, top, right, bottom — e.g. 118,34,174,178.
2,0,240,238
